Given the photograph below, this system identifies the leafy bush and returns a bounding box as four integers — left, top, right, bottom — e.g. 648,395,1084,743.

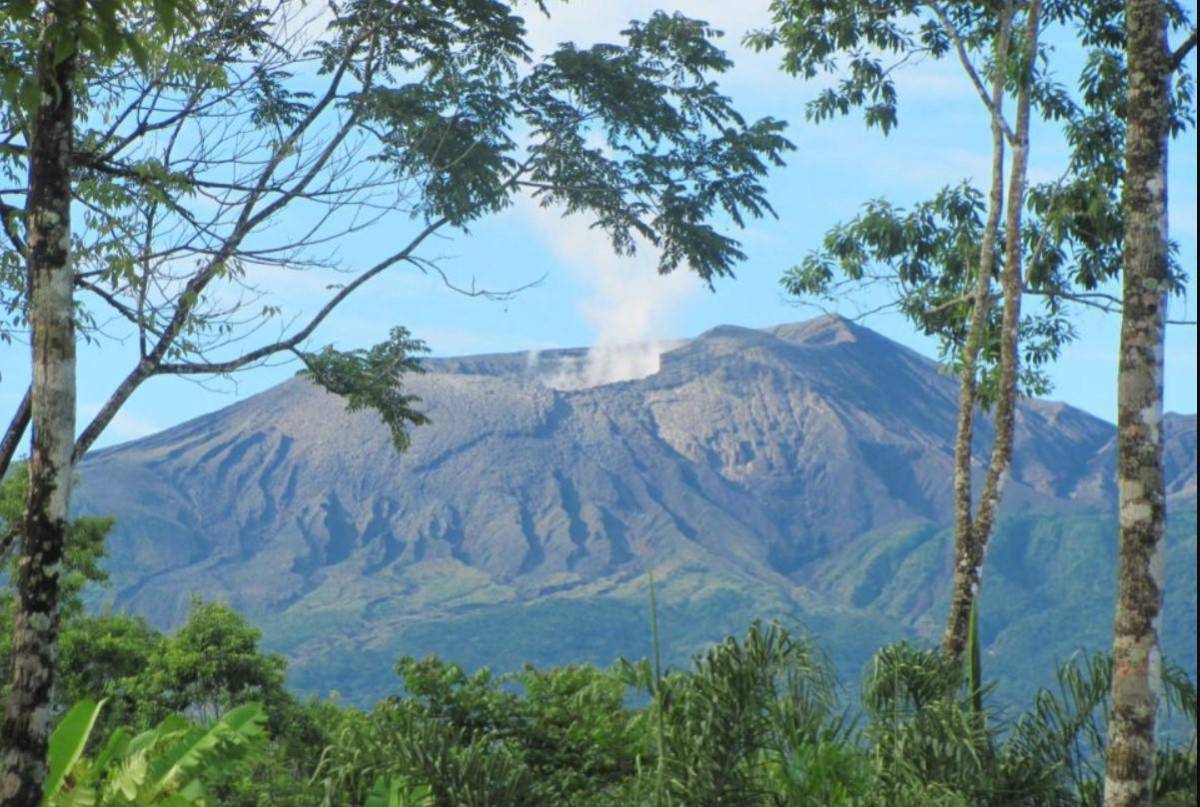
29,603,1196,805
45,699,266,805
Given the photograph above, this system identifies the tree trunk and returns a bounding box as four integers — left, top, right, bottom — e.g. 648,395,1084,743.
943,0,1040,659
0,3,78,803
1104,1,1170,804
944,5,1012,659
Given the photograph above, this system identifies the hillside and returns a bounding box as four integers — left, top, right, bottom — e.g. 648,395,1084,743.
73,315,1198,704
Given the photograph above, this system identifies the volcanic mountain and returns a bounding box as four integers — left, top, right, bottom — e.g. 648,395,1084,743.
73,316,1198,704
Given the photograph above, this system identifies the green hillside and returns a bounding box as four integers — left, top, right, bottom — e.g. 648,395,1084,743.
268,510,1197,709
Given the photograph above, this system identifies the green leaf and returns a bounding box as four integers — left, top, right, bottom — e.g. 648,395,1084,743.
5,0,35,20
966,598,983,720
90,726,130,777
52,31,77,67
153,0,177,37
299,327,429,453
45,698,106,804
366,776,436,807
144,702,265,797
18,76,40,115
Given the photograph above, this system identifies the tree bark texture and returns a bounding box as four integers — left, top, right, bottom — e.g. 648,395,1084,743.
944,4,1012,659
943,0,1040,660
1104,1,1170,804
0,3,78,804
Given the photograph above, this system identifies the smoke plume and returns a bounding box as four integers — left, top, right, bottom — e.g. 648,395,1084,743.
526,203,697,390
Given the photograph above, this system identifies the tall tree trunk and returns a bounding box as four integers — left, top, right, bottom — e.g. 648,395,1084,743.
1104,1,1170,804
943,0,1040,659
944,4,1012,659
0,3,78,803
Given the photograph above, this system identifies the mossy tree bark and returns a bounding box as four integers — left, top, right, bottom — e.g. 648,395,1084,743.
1103,0,1172,804
0,2,78,803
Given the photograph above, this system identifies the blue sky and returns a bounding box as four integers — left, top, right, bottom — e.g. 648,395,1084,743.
0,0,1196,450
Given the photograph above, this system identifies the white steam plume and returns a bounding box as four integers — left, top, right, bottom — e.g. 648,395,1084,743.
525,202,698,390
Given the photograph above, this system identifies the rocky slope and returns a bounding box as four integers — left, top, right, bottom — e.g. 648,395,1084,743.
73,315,1197,703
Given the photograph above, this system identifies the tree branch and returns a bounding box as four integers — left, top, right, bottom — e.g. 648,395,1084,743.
153,217,450,377
0,386,31,480
1169,28,1198,72
0,199,25,254
929,2,1017,144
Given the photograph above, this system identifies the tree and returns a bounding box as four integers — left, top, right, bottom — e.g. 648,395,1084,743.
0,463,126,724
2,466,169,742
0,0,791,796
1,517,335,805
0,0,791,473
748,0,1195,659
133,599,289,727
750,0,1039,662
1104,3,1197,805
1,1,83,799
0,0,192,798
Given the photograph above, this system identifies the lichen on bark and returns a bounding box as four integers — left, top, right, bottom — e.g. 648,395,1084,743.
1103,1,1172,805
0,3,78,804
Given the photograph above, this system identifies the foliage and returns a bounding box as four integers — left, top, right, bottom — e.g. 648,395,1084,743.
752,0,1195,401
303,617,1196,806
365,775,435,807
11,485,1191,804
781,185,1076,402
56,613,165,738
24,593,1196,805
313,656,650,805
1,463,114,617
1,464,122,708
45,698,267,806
619,620,849,804
2,471,291,737
0,0,196,80
1,571,317,803
299,327,430,453
0,0,794,466
131,599,288,726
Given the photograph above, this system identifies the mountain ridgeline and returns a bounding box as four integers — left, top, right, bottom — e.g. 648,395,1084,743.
74,316,1198,704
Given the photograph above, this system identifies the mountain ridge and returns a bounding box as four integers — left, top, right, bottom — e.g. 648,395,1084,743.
73,315,1197,703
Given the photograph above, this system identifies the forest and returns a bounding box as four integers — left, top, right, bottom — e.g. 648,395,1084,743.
0,0,1197,804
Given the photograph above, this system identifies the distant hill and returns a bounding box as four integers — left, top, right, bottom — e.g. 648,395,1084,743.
74,315,1198,705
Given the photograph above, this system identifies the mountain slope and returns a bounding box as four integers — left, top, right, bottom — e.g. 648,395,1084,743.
73,315,1197,704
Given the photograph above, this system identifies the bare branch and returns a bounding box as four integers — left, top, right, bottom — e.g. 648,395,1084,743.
1169,28,1198,72
407,255,545,301
1027,285,1198,325
0,199,25,254
929,2,1017,144
152,216,451,378
73,209,450,459
0,385,31,480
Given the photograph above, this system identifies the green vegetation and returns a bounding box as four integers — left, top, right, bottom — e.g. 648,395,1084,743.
46,699,267,806
267,510,1197,712
30,616,1196,805
3,465,1196,803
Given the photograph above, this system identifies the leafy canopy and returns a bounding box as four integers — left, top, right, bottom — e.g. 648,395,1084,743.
750,0,1195,400
1,1,793,457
